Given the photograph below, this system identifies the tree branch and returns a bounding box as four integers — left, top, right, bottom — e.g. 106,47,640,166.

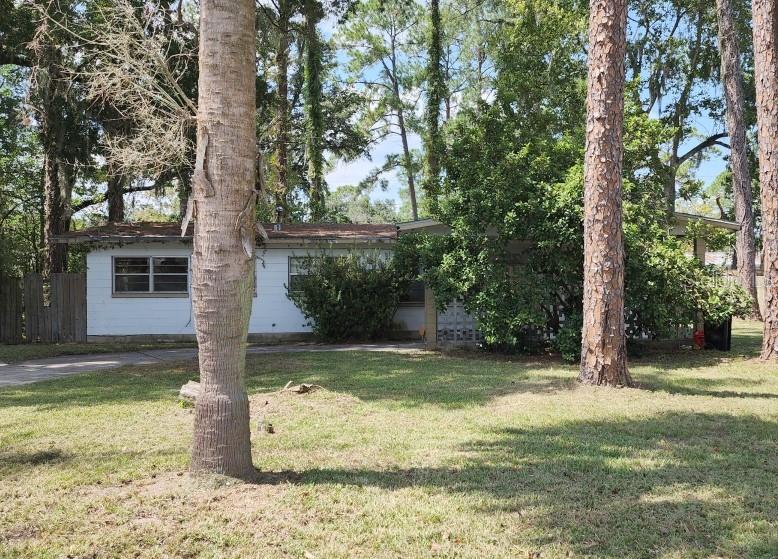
677,132,729,166
71,184,156,213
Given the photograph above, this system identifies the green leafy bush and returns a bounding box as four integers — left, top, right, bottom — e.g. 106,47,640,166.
412,96,754,357
553,313,582,363
286,251,414,341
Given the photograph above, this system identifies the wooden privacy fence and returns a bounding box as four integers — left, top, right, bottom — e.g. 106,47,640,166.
0,275,23,344
0,273,86,344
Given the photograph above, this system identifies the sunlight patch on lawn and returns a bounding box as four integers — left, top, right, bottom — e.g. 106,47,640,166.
1,321,777,558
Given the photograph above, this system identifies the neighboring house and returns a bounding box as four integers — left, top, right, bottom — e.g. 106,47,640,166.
56,212,738,346
55,222,424,342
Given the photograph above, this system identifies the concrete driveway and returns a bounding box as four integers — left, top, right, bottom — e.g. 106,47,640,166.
0,342,425,388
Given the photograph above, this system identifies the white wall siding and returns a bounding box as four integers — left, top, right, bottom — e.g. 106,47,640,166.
86,243,195,336
250,247,311,334
394,305,424,332
87,243,422,337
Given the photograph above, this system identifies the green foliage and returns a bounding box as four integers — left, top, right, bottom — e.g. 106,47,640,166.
694,268,755,326
624,235,752,336
336,0,424,215
325,183,400,224
553,313,582,363
0,67,43,275
412,22,755,355
683,219,736,252
287,250,415,341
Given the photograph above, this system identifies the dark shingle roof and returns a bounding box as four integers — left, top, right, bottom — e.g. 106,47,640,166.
54,221,397,243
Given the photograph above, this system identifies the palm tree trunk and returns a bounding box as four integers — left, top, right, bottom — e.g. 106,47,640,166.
751,0,778,358
579,0,631,386
717,0,761,319
190,0,256,479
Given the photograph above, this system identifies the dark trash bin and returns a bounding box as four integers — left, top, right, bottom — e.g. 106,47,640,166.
704,316,732,351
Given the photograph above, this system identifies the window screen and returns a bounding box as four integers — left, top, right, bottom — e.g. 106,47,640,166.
113,256,189,294
288,257,310,293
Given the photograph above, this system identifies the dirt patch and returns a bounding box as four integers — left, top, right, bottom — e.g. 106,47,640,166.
249,387,360,416
0,524,40,542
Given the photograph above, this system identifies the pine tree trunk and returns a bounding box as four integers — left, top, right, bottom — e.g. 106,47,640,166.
423,0,444,209
190,0,256,479
398,105,418,221
717,0,761,319
579,0,631,386
386,44,418,220
304,0,325,221
275,0,291,222
752,0,778,358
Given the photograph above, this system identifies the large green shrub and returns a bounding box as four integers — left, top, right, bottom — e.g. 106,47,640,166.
286,251,414,341
412,95,754,357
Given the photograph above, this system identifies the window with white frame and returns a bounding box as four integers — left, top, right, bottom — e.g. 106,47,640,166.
113,256,189,295
288,257,310,293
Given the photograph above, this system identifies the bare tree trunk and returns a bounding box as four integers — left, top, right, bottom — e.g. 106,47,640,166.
717,0,761,319
664,5,705,215
752,0,778,358
42,152,69,276
397,104,418,221
386,34,418,221
37,48,71,277
579,0,631,386
190,0,256,479
106,168,126,223
274,0,291,222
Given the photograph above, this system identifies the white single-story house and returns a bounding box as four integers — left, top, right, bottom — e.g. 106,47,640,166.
56,222,427,343
56,212,739,347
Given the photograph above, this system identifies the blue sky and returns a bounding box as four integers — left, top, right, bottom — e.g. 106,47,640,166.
326,116,730,214
322,13,732,215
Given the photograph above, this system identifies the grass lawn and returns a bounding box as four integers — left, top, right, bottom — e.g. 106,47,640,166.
1,321,776,558
0,341,197,364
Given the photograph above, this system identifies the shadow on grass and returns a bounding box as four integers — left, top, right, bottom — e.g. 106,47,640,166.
296,412,778,558
627,320,764,371
244,352,575,408
0,446,187,479
0,351,571,411
0,363,196,410
635,373,778,399
0,319,770,412
0,448,69,467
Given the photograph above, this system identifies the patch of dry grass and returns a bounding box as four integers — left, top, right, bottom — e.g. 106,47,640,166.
1,321,777,558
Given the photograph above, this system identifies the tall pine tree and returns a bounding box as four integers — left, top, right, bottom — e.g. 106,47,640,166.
579,0,631,386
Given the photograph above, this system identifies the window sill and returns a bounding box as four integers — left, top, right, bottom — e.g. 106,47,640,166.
112,292,190,299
